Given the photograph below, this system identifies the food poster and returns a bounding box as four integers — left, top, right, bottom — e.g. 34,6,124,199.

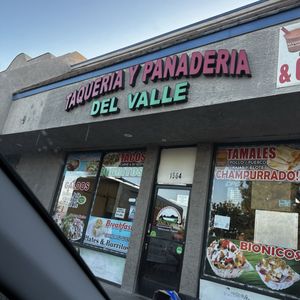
64,153,101,175
277,22,300,88
100,151,145,185
84,216,132,255
150,189,188,242
52,152,101,242
204,144,300,298
215,144,300,182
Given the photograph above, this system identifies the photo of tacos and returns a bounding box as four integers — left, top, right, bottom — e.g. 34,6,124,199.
256,257,300,290
207,239,253,278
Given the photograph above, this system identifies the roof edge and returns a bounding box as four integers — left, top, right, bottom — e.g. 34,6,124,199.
71,0,299,71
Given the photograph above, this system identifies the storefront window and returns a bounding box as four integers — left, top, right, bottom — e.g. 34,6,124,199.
83,150,145,256
204,144,300,298
52,152,101,242
51,149,145,258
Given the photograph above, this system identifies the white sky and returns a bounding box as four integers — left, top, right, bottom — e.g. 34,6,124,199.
0,0,259,71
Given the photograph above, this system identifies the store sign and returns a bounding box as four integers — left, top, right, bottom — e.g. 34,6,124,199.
277,22,300,88
65,49,251,115
199,279,278,300
157,147,197,185
84,216,132,255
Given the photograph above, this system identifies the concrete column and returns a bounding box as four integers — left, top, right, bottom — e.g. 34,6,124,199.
16,152,65,212
179,143,213,299
122,146,160,292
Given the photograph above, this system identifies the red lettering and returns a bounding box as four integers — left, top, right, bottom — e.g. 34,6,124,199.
264,171,271,181
113,70,124,90
249,148,256,159
252,244,261,253
295,251,300,261
151,59,163,82
83,82,94,102
240,241,248,251
203,50,216,75
76,86,85,105
216,49,230,75
275,247,284,258
232,149,239,159
230,49,237,75
129,65,141,87
287,171,296,181
163,55,178,79
284,249,295,260
65,92,73,111
100,75,110,95
236,50,251,77
189,51,203,76
239,148,249,159
296,58,300,81
269,147,276,159
92,78,102,98
142,61,154,83
227,149,233,159
175,53,189,78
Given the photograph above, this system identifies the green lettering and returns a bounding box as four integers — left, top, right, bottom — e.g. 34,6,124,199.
136,91,149,109
128,92,140,110
149,88,161,106
100,98,110,114
90,100,100,116
109,97,119,113
173,81,189,102
161,86,173,104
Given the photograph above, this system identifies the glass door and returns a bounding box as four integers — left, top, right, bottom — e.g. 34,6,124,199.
138,187,190,297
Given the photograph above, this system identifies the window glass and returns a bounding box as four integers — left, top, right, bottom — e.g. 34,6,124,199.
52,153,101,243
204,144,300,298
149,188,190,241
83,150,146,256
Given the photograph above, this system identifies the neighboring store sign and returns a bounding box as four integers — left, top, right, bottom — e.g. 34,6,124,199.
84,216,132,255
65,49,251,115
199,279,279,300
277,22,300,88
157,147,197,185
215,144,300,182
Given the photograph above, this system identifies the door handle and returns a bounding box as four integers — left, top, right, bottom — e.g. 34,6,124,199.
144,242,148,251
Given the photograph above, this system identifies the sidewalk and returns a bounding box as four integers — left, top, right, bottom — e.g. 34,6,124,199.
100,282,150,300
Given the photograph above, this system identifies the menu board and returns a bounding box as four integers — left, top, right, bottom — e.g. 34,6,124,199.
204,144,300,298
84,216,132,255
52,153,101,242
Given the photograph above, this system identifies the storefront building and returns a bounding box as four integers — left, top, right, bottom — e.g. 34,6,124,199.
2,1,300,299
